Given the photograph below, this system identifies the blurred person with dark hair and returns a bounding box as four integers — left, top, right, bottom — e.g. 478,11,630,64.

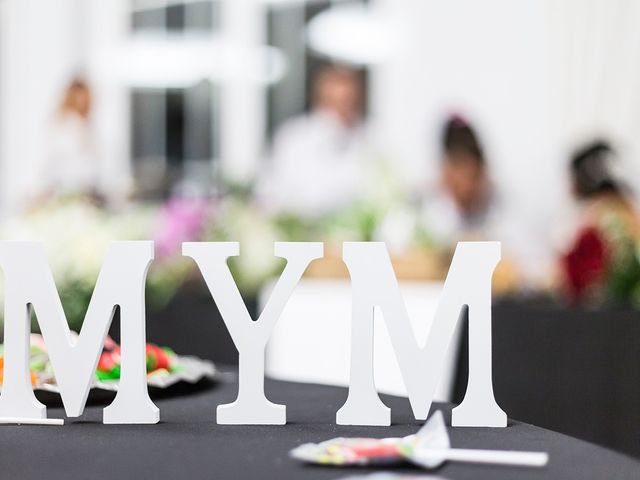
421,114,496,244
560,140,640,304
40,77,104,204
259,65,369,217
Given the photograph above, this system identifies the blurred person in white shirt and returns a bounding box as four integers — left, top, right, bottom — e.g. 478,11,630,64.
259,65,369,218
422,115,497,244
39,78,104,205
421,115,552,290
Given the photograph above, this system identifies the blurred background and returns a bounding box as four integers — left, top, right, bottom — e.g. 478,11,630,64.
2,0,640,458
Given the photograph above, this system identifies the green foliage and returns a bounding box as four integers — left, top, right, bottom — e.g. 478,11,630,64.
600,214,640,308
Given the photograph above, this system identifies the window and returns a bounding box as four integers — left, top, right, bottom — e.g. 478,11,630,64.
129,0,220,199
266,0,369,139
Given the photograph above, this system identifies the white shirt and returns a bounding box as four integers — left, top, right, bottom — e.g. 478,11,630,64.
45,113,99,197
421,189,496,245
260,110,368,218
421,188,554,286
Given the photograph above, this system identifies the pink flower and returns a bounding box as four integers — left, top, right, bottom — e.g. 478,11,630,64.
154,197,213,259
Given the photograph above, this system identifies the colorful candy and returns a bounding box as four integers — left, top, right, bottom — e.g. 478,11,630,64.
290,438,404,466
95,341,177,381
1,335,179,387
0,356,38,386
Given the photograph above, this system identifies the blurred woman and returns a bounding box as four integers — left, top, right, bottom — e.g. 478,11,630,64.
42,78,103,204
421,115,496,244
560,140,640,304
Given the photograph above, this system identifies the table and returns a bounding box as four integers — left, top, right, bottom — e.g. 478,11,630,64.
134,289,640,459
2,369,639,480
453,299,640,458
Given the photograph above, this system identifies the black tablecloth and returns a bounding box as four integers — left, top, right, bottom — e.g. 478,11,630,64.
142,292,640,459
454,300,640,458
2,370,639,480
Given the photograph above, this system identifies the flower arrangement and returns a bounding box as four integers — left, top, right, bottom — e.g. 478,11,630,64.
0,198,212,332
561,212,640,307
0,166,444,335
205,197,284,295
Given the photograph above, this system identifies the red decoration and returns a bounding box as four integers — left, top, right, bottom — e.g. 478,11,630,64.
562,226,609,301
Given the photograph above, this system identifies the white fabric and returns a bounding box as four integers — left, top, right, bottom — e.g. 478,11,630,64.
547,0,640,160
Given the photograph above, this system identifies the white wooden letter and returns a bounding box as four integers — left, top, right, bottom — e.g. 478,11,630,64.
0,241,158,424
337,241,506,427
183,241,323,425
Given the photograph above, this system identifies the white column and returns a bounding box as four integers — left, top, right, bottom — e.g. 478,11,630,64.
85,0,133,205
368,0,427,190
219,0,266,183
